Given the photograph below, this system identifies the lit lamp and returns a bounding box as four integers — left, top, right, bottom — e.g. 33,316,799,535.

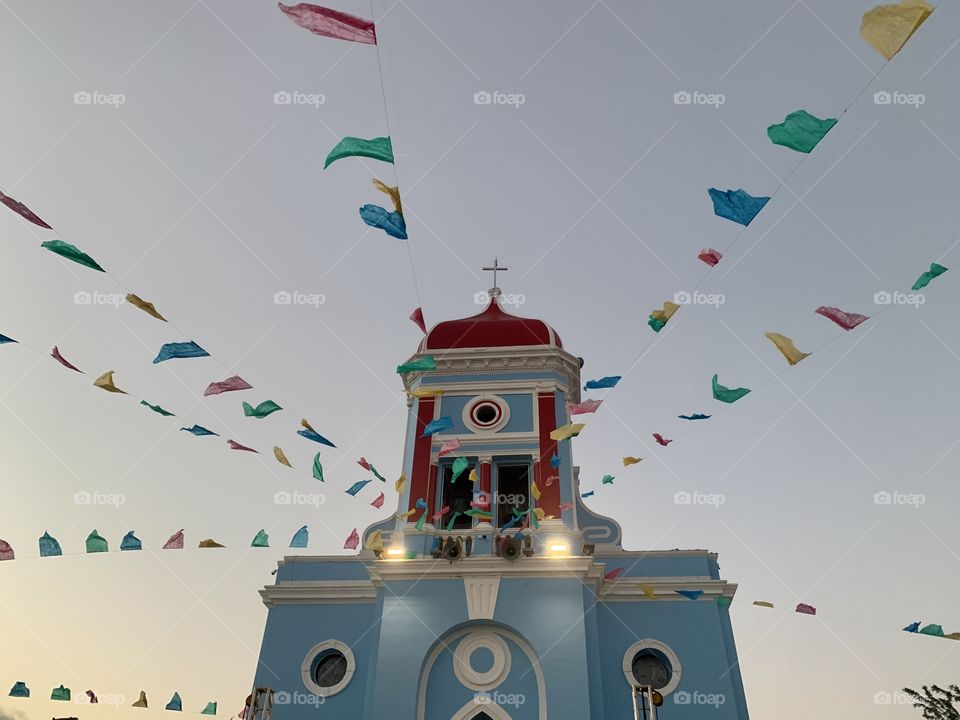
385,546,405,559
546,540,569,556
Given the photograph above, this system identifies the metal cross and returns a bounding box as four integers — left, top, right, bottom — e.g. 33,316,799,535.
482,257,508,289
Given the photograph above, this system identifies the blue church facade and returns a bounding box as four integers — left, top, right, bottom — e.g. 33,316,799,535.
251,285,750,720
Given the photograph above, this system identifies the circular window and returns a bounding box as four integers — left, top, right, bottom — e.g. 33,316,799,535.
622,640,681,695
463,396,510,433
453,631,511,691
301,640,355,697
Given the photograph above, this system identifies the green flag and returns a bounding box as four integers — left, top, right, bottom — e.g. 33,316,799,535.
312,452,324,481
324,136,394,169
397,356,436,374
140,400,175,416
251,529,269,548
242,400,283,418
912,262,948,291
201,701,217,715
51,685,71,701
767,110,837,153
85,529,108,553
712,374,751,404
451,457,469,483
41,239,104,272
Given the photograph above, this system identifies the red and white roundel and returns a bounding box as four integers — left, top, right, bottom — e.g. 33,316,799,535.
470,400,502,428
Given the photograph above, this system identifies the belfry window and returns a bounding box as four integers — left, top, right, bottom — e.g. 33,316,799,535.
440,461,474,530
495,463,530,528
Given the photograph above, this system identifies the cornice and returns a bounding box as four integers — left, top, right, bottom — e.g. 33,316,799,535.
260,579,378,607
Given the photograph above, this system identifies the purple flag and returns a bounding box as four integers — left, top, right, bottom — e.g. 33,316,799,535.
343,528,359,550
203,375,253,396
163,529,184,550
228,439,258,453
278,3,376,44
51,346,81,372
796,602,817,616
0,190,51,229
815,306,869,331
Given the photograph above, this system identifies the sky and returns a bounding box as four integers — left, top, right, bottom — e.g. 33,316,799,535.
0,0,959,718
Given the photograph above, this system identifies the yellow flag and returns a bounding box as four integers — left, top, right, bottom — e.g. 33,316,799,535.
93,370,126,394
125,293,166,321
861,0,932,60
397,508,416,520
753,600,774,608
198,538,224,548
622,456,642,466
945,632,960,641
550,423,585,441
273,447,292,467
395,473,406,493
765,332,810,366
373,178,402,214
132,691,149,708
531,481,541,501
649,301,680,322
406,388,443,398
533,507,546,521
366,530,384,552
468,468,478,483
639,584,656,600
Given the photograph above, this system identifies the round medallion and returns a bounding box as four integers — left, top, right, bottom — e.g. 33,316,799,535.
453,631,511,691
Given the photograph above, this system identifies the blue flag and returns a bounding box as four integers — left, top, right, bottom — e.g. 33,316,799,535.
581,491,594,498
8,681,29,698
550,453,561,469
290,526,309,548
359,204,407,239
708,188,770,226
346,479,372,496
584,376,621,390
678,413,711,420
675,589,703,601
0,334,16,344
39,531,62,557
421,416,453,437
181,425,218,436
120,531,142,551
166,692,182,711
153,341,209,364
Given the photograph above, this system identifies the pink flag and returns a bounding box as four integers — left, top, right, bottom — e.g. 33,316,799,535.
0,539,13,560
431,506,449,522
438,438,461,456
558,502,573,512
815,306,869,331
0,190,51,229
228,439,258,453
85,689,98,703
371,492,385,508
698,248,722,266
277,3,376,44
471,492,490,509
653,433,672,446
410,307,427,334
544,475,557,487
51,346,81,372
604,567,625,581
163,529,184,549
357,457,372,470
566,399,603,415
203,375,252,396
343,528,359,550
795,602,817,615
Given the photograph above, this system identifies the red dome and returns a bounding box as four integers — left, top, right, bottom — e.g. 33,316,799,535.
422,292,562,350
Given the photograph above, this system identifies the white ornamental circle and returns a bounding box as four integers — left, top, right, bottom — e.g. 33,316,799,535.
453,631,511,691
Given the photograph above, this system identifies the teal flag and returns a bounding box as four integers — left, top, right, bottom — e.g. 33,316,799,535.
39,531,62,557
154,341,209,363
359,204,407,239
251,529,270,547
708,188,770,226
397,355,436,374
717,596,733,607
648,316,666,333
8,681,29,697
0,334,16,344
912,263,948,291
201,701,217,715
415,508,427,531
85,530,108,553
346,479,371,496
120,531,142,551
140,400,174,416
41,240,104,272
601,474,615,484
181,425,218,436
920,623,945,637
290,526,309,548
324,136,394,168
712,374,751,404
166,692,183,711
51,685,71,701
242,400,283,418
767,110,837,153
312,452,324,481
451,457,469,483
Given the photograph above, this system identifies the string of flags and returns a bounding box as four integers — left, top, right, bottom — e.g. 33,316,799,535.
7,681,220,714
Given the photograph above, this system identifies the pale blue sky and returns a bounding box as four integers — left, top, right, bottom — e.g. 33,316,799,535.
1,1,959,718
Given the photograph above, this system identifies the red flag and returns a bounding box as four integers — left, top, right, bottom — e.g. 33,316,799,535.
604,567,624,581
51,346,81,372
228,439,259,453
795,602,817,615
371,492,385,508
203,375,252,396
698,248,722,266
410,307,426,334
653,433,672,446
357,457,372,470
0,190,51,229
278,3,376,44
343,528,359,550
815,306,869,331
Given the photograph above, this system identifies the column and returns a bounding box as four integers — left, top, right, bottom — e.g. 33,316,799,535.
476,456,492,528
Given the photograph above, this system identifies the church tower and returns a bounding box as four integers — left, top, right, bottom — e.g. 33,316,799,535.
251,268,751,720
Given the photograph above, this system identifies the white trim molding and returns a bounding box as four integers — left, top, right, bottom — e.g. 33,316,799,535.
465,577,501,620
451,696,514,720
622,638,682,696
301,639,356,698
